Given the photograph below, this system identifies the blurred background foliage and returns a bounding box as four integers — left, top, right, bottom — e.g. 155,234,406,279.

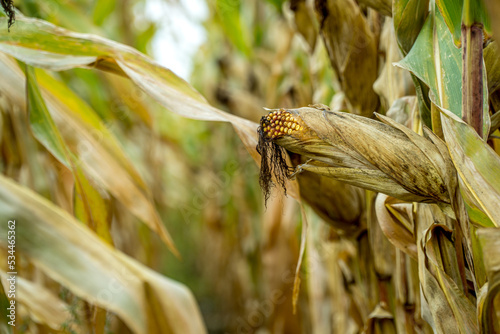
0,0,499,333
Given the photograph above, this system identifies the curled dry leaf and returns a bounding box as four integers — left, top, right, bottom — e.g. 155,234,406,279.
257,105,452,205
375,193,417,260
364,303,397,334
368,192,396,278
415,203,479,333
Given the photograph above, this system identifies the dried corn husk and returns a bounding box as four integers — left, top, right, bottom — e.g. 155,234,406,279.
257,105,453,204
291,152,365,235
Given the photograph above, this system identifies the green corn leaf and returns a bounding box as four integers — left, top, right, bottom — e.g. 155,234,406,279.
435,0,463,45
393,0,429,54
440,110,500,227
396,9,490,137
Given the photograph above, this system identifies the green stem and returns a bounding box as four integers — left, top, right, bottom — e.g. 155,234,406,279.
461,23,484,138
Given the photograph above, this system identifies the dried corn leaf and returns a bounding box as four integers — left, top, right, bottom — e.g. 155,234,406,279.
375,193,417,259
289,0,317,51
0,175,206,334
484,0,500,38
415,204,478,333
393,250,422,333
315,0,379,116
0,275,12,334
26,66,115,246
0,271,77,332
357,0,392,17
0,15,259,162
291,153,364,235
0,54,175,253
373,19,414,110
484,41,500,97
477,228,500,333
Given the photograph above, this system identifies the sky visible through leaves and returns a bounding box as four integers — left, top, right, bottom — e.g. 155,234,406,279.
144,0,207,79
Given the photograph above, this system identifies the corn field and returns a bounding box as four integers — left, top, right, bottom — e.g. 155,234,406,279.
0,0,499,333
